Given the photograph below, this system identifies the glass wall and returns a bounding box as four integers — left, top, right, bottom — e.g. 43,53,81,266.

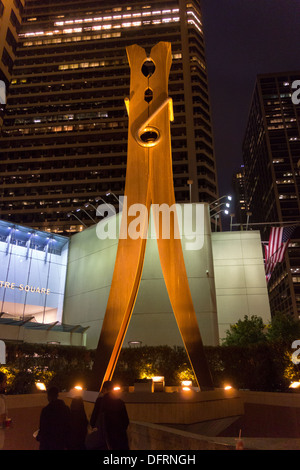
0,220,69,324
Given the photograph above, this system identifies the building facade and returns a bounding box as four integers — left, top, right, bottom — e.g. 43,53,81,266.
0,205,271,348
243,72,300,318
0,0,218,234
62,204,270,348
231,164,248,226
0,0,24,85
0,0,24,121
0,219,68,323
0,219,88,347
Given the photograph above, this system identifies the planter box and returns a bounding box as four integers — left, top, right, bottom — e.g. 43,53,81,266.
134,382,154,393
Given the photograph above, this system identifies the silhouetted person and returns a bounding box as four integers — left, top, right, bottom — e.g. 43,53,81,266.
0,372,7,450
90,381,129,450
37,386,71,450
69,396,88,450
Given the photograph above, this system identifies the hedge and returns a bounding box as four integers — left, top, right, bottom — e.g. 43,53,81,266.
0,343,94,394
0,342,299,394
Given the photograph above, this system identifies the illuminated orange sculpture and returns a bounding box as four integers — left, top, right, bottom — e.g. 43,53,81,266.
91,42,213,391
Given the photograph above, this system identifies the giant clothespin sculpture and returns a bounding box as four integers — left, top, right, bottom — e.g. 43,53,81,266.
91,42,213,391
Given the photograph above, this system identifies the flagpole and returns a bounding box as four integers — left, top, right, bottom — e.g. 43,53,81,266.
231,221,300,227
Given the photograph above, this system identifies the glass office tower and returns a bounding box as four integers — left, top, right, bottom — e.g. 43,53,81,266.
0,0,24,85
243,72,300,318
0,0,218,233
0,0,24,122
231,165,248,226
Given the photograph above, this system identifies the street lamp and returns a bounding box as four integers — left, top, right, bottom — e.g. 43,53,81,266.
94,196,117,218
210,195,232,207
84,202,98,212
210,201,230,213
187,179,193,203
230,213,235,231
246,211,252,230
210,209,229,232
67,212,87,227
76,208,96,223
106,191,123,207
95,196,107,205
210,209,229,218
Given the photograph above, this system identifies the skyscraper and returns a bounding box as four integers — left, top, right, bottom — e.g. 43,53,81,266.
0,0,218,234
243,71,300,318
0,0,24,84
231,165,248,226
0,0,24,120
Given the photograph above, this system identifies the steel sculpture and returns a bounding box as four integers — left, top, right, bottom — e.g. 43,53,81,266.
91,42,213,391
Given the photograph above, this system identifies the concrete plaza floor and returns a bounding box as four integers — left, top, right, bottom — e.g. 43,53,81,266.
3,389,300,450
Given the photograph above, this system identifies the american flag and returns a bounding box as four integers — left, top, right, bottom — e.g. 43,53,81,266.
265,226,296,281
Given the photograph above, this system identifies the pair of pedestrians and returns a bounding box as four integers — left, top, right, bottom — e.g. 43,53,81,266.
37,380,129,451
1,373,78,451
0,372,9,450
0,372,129,451
36,386,88,450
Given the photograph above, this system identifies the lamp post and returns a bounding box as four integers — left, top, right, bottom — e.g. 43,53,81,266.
209,195,232,208
210,195,232,207
214,213,219,232
210,209,229,232
84,202,98,212
94,196,117,218
106,191,123,207
210,201,230,213
67,212,87,227
230,213,235,231
76,208,96,224
95,196,107,205
187,179,193,203
246,211,252,230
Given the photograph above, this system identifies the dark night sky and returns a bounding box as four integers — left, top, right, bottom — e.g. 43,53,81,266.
200,0,300,198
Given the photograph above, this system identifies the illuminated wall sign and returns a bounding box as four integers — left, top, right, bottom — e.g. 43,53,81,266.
0,220,69,325
0,281,50,295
